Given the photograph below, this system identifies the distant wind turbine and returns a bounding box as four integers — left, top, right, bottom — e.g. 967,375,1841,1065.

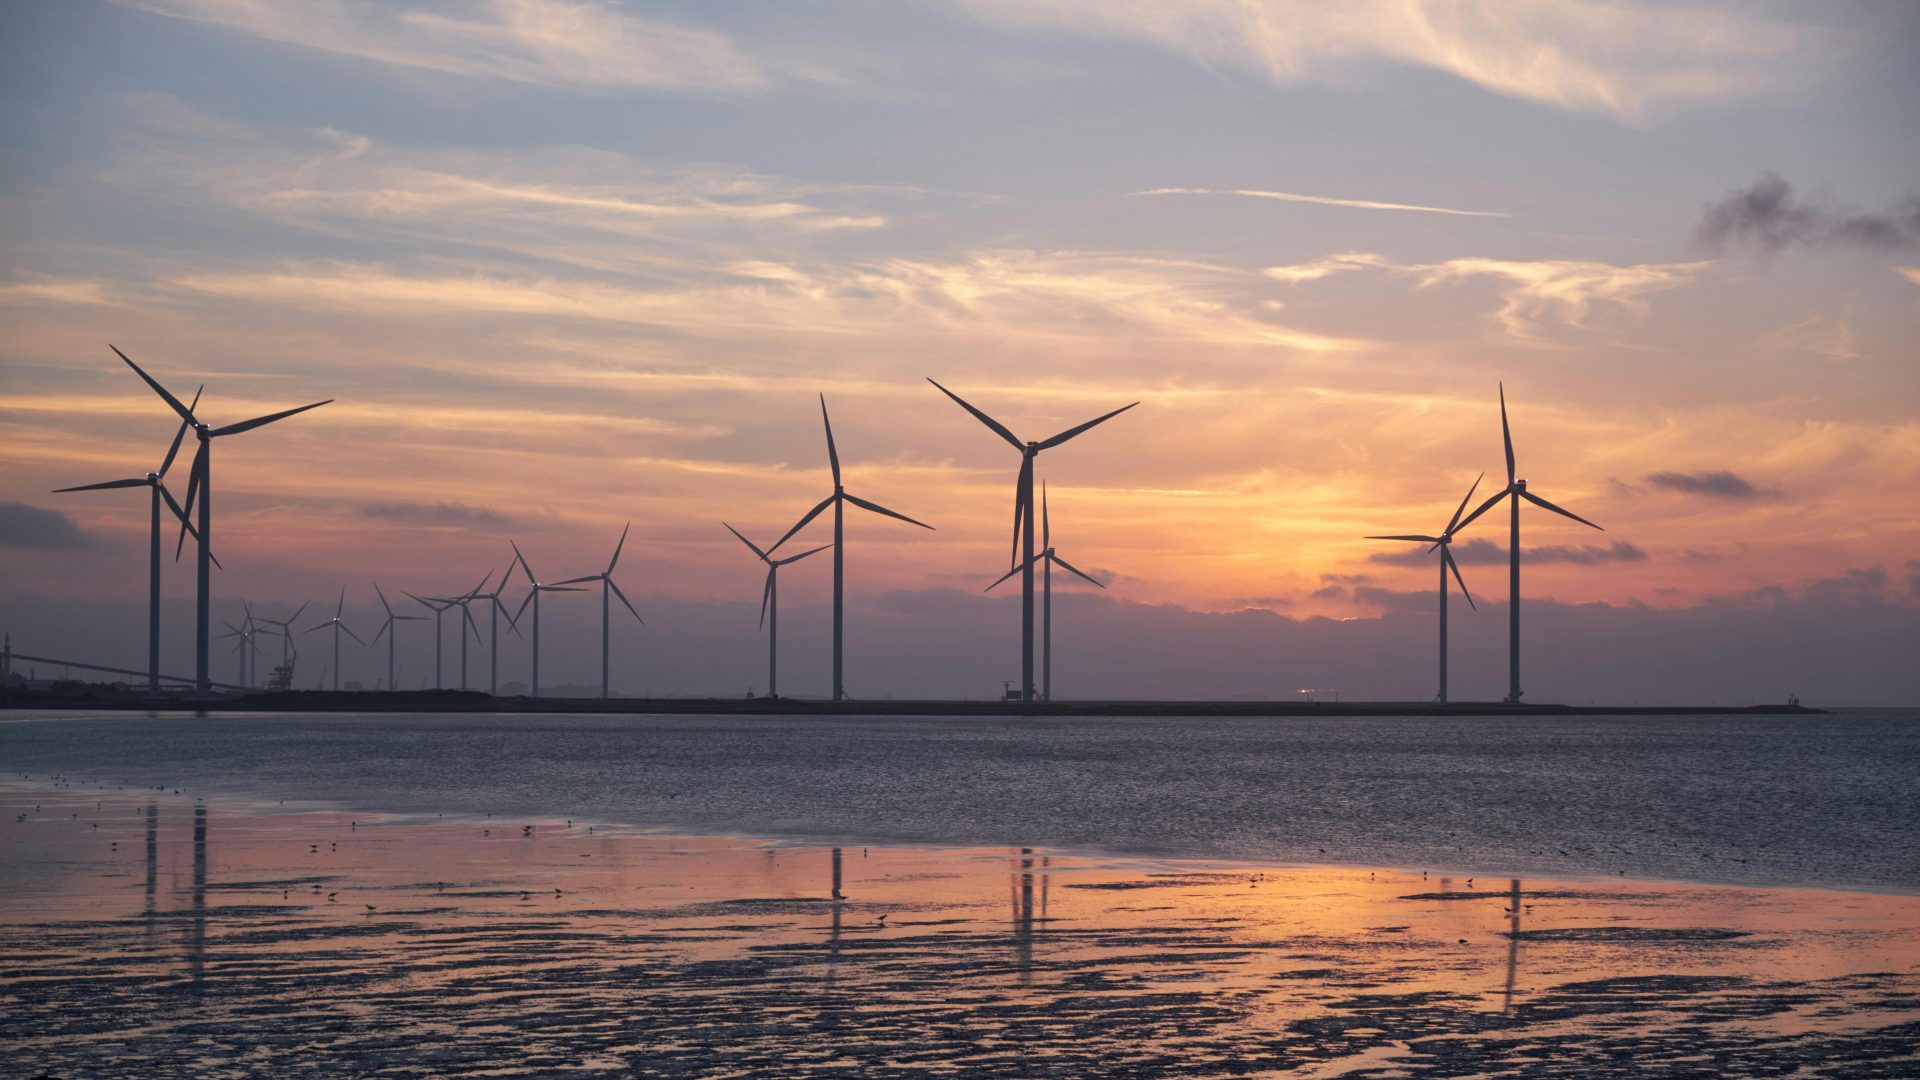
462,567,521,694
369,583,426,693
114,345,331,695
1454,385,1603,703
554,525,643,700
510,542,584,699
1366,474,1483,703
253,601,308,686
51,384,208,696
768,395,932,701
928,379,1135,702
985,484,1106,702
725,522,831,700
405,591,454,689
304,587,362,691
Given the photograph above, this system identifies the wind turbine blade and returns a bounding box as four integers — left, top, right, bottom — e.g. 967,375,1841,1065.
210,400,332,438
158,385,202,478
175,444,206,560
541,585,588,592
465,570,492,599
844,492,933,530
776,542,833,566
1445,473,1485,537
608,522,630,574
288,600,310,624
371,619,390,647
1521,489,1603,530
1499,382,1515,485
608,578,642,624
768,494,836,553
510,540,536,586
1050,552,1106,589
463,603,483,642
111,345,196,424
304,623,329,635
819,393,842,487
1037,401,1138,450
1445,547,1475,611
512,589,535,623
496,595,522,634
53,478,148,492
759,567,774,630
1011,455,1030,567
340,622,365,646
1454,489,1510,534
984,560,1029,593
374,581,395,617
926,378,1023,451
335,586,346,619
552,575,601,586
724,522,769,562
1366,535,1441,543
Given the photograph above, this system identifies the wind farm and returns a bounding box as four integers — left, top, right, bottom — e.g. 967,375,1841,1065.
2,350,1818,716
4,6,1913,1078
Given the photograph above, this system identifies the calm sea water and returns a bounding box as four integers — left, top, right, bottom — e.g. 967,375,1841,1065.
3,710,1915,890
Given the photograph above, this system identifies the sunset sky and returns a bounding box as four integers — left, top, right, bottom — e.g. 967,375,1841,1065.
2,1,1916,701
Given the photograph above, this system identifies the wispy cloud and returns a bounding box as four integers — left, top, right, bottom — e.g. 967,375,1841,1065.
360,500,516,529
1135,187,1508,218
1645,471,1773,499
120,0,817,95
1262,252,1390,284
1892,267,1920,286
0,278,119,306
1369,538,1647,567
950,0,1839,123
1414,257,1707,339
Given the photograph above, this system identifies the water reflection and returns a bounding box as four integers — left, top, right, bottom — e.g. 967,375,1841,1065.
828,847,843,978
1012,848,1037,984
143,802,158,943
1504,879,1522,1014
188,804,206,990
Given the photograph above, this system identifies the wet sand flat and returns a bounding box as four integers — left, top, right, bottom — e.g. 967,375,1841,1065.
3,782,1917,1076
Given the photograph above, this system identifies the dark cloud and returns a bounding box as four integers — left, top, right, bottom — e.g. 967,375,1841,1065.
1529,541,1648,565
1908,560,1920,600
1320,573,1373,585
1369,538,1646,567
359,501,515,529
1646,470,1770,499
1695,172,1920,254
1309,585,1348,600
0,502,89,550
1351,586,1429,612
1231,596,1295,609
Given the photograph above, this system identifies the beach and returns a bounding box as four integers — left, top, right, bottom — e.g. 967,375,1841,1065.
4,770,1917,1076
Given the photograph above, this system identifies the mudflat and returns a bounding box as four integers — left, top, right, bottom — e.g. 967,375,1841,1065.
3,781,1916,1076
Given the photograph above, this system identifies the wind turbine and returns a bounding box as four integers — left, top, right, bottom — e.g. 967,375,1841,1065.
253,601,307,688
510,542,584,699
304,587,362,690
985,484,1106,702
554,526,643,699
1366,474,1483,704
927,379,1135,703
114,345,331,695
725,522,831,700
404,591,455,690
369,583,426,692
768,395,932,701
463,567,521,694
426,578,486,691
217,608,262,687
1455,385,1603,703
51,385,208,696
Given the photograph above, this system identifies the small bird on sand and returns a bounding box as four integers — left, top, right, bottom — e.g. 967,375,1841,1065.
327,892,338,901
364,903,375,912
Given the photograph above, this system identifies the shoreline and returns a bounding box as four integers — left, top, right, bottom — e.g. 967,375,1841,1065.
1,690,1829,715
4,778,1916,1076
